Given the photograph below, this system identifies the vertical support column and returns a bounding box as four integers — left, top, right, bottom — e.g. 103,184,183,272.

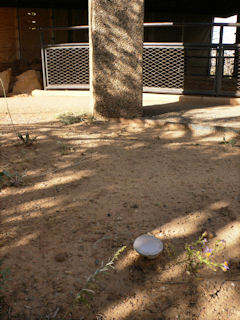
40,31,47,90
215,26,224,95
89,0,144,118
234,19,240,92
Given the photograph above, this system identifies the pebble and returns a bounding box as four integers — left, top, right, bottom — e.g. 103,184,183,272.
54,252,68,262
24,306,32,310
64,271,72,274
131,204,138,208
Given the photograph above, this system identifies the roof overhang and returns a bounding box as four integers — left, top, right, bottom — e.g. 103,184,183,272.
0,0,239,18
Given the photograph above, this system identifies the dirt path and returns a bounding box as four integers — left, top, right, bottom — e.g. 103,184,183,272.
0,110,240,319
1,92,240,129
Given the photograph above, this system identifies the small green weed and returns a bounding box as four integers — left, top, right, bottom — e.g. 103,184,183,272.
57,141,75,155
87,115,95,124
0,170,24,189
57,112,88,125
182,232,228,276
75,246,126,305
0,261,10,291
0,259,10,303
18,132,37,146
0,78,37,146
220,136,237,147
164,240,176,259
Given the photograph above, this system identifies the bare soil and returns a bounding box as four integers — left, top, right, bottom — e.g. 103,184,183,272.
1,114,240,320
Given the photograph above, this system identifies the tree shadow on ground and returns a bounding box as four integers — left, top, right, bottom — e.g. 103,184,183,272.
143,102,221,117
143,102,240,131
0,118,240,319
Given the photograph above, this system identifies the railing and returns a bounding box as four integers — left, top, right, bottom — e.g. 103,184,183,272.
40,23,240,96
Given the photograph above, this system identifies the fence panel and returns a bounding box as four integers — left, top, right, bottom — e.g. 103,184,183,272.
42,44,89,89
41,38,240,96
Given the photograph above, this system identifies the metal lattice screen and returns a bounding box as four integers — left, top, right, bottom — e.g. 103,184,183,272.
143,46,184,90
44,45,89,88
42,43,240,96
43,44,186,91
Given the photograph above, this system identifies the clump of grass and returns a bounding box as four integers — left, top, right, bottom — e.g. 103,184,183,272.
75,246,126,305
164,240,176,259
0,170,24,189
57,112,88,125
57,141,75,155
18,132,37,146
0,261,10,290
0,259,10,304
220,136,237,147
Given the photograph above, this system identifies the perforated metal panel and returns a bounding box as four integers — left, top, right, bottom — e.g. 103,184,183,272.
41,43,240,96
143,45,184,91
44,44,89,88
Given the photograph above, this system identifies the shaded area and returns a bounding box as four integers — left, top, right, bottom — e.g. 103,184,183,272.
0,117,240,319
143,100,240,131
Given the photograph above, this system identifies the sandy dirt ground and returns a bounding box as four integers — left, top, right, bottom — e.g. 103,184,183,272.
0,96,240,320
1,92,240,129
